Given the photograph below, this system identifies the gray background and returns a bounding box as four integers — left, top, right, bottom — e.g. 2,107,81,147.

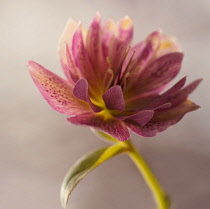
1,0,210,208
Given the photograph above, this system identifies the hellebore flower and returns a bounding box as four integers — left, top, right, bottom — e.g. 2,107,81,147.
28,14,201,141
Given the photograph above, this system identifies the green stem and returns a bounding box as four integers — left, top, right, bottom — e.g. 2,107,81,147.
124,140,170,209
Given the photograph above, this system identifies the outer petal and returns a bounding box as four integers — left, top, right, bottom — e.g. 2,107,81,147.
169,78,203,106
58,19,80,81
135,52,183,94
126,99,200,137
67,112,130,141
28,61,89,115
102,85,125,112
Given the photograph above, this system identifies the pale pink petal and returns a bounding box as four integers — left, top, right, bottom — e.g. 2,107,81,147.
58,19,80,81
67,112,130,141
65,44,81,83
28,61,89,115
73,78,102,112
117,16,133,43
102,19,117,58
126,99,200,137
156,34,181,58
102,86,125,112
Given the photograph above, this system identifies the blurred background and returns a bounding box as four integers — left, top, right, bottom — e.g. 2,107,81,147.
1,0,210,208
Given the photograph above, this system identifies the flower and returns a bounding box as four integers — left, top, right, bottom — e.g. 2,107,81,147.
28,14,201,141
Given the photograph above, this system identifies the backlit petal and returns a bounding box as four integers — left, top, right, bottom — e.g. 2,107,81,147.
58,19,80,81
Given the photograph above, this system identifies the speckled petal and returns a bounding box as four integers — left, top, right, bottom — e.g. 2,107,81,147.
102,86,125,112
28,61,89,115
138,52,184,93
86,13,108,78
67,112,130,141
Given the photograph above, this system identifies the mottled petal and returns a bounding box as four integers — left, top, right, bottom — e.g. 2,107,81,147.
72,26,103,94
67,112,130,141
73,78,102,112
58,19,80,81
127,99,199,137
139,52,184,92
86,13,108,76
28,61,89,115
102,86,125,112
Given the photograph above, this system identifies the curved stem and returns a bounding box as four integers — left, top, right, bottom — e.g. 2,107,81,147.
124,140,170,209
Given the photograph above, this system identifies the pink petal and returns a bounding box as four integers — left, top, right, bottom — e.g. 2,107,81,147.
28,61,89,115
86,14,108,76
58,19,80,81
102,86,125,112
115,110,154,126
65,44,81,83
122,31,161,85
103,17,133,75
138,52,184,93
126,99,200,137
72,27,103,94
67,112,130,141
73,78,101,112
128,110,154,126
169,78,203,106
117,16,133,43
102,19,117,58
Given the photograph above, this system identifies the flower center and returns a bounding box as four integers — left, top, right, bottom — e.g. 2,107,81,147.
104,47,137,92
